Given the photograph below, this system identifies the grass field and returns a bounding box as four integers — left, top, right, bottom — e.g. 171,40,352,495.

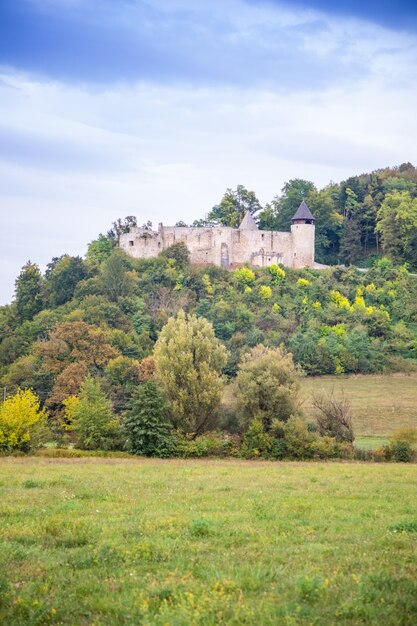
1,458,417,625
301,373,417,438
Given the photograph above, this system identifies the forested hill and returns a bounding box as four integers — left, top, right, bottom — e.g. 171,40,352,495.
1,235,417,421
182,162,417,268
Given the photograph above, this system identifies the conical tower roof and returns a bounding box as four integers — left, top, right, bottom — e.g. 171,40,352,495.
239,210,258,230
292,200,315,222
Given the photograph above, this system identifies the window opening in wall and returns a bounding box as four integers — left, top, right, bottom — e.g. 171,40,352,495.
129,241,134,246
158,242,161,247
268,257,271,262
261,234,264,240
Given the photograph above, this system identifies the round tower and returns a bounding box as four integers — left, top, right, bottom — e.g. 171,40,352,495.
290,200,315,268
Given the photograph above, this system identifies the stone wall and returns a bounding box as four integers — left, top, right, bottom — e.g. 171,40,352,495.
119,221,315,269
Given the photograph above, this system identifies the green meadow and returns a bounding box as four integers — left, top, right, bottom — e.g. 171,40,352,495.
301,373,417,446
1,458,416,625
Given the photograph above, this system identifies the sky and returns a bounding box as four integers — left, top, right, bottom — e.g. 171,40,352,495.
1,0,417,303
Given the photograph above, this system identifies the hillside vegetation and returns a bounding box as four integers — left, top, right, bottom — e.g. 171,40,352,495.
1,163,417,457
2,247,417,410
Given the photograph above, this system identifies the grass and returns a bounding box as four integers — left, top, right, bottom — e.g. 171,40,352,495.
300,373,417,437
1,458,417,625
354,436,389,450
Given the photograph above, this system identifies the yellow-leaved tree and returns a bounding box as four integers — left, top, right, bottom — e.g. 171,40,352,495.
0,389,48,451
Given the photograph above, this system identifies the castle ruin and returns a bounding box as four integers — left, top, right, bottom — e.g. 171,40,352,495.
120,201,316,270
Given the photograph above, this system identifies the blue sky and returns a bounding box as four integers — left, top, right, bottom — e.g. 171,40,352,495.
1,0,417,302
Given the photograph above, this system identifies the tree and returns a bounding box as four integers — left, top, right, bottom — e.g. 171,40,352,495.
267,179,317,231
0,388,47,451
207,185,262,227
124,381,174,456
108,216,137,241
235,344,302,431
86,234,114,270
339,188,362,264
339,218,362,264
153,310,228,435
14,262,44,321
376,191,417,267
46,362,88,409
45,255,87,307
72,376,119,450
159,242,190,268
101,249,137,302
312,390,354,443
34,321,119,374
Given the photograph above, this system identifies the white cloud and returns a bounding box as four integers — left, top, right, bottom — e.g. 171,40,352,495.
1,3,417,303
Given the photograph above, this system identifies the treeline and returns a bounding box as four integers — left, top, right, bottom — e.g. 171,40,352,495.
181,162,417,268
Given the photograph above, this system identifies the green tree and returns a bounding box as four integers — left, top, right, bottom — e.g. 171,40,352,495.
235,344,302,431
45,255,87,307
339,218,362,264
124,381,174,456
208,185,262,227
159,242,190,269
101,249,137,302
153,310,228,435
267,179,317,230
376,191,417,266
339,188,362,264
72,376,119,450
14,262,44,321
86,234,114,270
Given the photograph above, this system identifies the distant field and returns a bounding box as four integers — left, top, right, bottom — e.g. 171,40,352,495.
1,459,417,625
300,373,417,437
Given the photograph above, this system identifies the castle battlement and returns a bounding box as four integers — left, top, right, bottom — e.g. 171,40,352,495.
120,201,316,269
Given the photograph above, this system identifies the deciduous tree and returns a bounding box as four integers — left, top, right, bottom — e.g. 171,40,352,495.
0,388,47,451
208,185,262,227
72,376,119,450
14,262,44,321
235,344,302,431
154,310,228,435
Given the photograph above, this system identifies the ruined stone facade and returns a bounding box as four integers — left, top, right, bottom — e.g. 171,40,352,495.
120,201,316,270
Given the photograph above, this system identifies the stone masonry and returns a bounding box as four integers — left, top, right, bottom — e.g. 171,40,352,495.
119,201,316,270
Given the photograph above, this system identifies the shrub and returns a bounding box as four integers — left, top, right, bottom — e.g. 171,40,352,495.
124,381,174,457
35,448,132,458
383,427,417,462
281,416,315,459
175,431,239,458
384,441,414,463
233,267,255,287
0,388,48,452
240,418,272,459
